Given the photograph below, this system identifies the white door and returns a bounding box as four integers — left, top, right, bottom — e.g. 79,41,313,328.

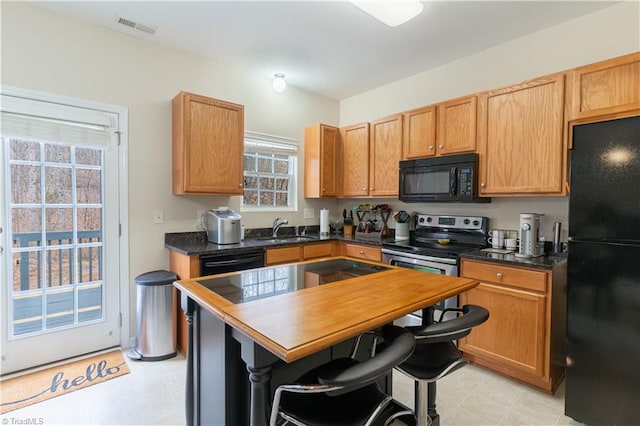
1,91,123,374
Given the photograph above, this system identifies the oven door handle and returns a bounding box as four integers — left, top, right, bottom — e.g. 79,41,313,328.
381,248,458,265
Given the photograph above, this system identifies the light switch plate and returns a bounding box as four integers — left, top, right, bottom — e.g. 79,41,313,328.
304,208,314,219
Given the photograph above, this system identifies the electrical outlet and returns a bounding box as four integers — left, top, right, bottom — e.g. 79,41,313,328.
304,208,314,219
153,210,164,224
197,209,205,224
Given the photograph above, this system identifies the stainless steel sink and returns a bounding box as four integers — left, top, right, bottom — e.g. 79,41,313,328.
254,236,317,244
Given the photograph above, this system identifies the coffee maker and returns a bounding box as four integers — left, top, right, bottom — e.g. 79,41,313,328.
515,213,544,258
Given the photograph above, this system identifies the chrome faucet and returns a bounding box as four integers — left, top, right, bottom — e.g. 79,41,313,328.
272,218,288,238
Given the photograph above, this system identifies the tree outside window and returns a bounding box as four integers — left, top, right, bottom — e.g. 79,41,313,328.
242,133,297,211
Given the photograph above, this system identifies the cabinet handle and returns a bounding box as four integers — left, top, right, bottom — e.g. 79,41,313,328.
370,188,374,191
362,188,367,191
239,183,243,188
480,182,486,187
496,272,502,279
439,144,444,149
322,188,326,192
429,145,434,150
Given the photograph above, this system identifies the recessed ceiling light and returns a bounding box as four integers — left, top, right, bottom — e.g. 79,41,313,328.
350,0,424,27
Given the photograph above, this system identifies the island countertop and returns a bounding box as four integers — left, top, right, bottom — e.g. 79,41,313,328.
174,257,479,363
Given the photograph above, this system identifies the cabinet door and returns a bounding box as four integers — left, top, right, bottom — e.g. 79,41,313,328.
265,246,302,266
437,95,477,155
370,114,403,197
568,52,640,121
403,105,437,159
478,74,566,195
340,123,370,197
304,124,338,198
172,92,244,195
459,283,547,378
303,242,334,260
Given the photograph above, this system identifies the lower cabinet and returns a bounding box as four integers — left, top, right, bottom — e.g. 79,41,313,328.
458,259,567,393
342,242,382,262
169,251,200,356
265,241,336,266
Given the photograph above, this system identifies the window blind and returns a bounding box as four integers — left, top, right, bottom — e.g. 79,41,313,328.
1,94,118,149
244,131,297,156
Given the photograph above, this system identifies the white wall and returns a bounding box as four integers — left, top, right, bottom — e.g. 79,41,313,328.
1,2,339,337
338,1,640,242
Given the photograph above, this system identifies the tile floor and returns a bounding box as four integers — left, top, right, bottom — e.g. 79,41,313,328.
2,349,584,426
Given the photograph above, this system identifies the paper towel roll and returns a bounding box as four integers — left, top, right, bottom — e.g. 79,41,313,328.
320,208,330,236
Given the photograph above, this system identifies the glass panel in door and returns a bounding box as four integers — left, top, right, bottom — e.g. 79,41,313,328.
2,136,120,374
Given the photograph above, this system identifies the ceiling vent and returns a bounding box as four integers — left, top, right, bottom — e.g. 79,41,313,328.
116,17,157,35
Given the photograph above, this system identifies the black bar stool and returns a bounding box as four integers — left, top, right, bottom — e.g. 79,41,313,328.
390,304,490,426
269,325,416,426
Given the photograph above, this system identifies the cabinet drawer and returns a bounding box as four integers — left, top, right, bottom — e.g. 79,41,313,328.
344,244,381,262
461,260,547,293
265,246,301,265
303,242,334,260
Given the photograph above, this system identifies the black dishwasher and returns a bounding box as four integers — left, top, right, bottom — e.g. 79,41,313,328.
199,249,265,276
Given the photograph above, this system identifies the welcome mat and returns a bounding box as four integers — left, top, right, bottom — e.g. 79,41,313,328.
0,350,130,414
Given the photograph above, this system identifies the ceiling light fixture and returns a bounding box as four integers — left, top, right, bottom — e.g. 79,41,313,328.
350,0,424,27
272,73,287,92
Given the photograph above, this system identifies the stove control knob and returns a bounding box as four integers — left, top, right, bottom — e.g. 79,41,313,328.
472,220,480,226
419,217,425,223
426,217,432,223
463,219,470,225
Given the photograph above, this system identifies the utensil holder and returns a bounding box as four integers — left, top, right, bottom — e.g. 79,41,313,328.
395,223,409,240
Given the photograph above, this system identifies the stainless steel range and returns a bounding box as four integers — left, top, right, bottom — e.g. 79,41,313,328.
382,213,488,323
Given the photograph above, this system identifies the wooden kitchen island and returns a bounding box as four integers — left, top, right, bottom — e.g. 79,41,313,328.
174,257,479,426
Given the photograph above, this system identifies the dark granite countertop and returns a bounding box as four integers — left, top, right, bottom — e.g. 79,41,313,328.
165,231,394,256
459,249,567,270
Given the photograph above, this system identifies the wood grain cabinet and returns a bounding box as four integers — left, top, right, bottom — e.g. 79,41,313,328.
169,251,200,356
266,241,336,266
304,124,339,198
458,259,567,393
369,114,403,197
340,114,404,198
403,105,437,158
402,96,477,159
340,122,370,197
436,95,477,156
477,73,567,196
172,91,244,195
568,52,640,122
342,243,382,262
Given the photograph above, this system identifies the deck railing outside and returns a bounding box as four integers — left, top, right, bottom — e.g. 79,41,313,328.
12,230,102,291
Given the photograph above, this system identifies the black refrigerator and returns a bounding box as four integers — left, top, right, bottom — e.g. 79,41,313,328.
565,115,640,425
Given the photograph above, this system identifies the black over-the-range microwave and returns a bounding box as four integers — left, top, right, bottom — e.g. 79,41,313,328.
399,153,490,203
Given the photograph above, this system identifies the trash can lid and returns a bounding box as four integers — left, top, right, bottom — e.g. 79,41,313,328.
135,270,178,286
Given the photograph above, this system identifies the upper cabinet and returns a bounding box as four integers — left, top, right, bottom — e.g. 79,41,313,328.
341,122,370,197
402,95,476,159
477,73,566,196
172,92,244,195
304,124,339,198
437,95,478,156
370,114,403,197
568,52,640,122
403,105,437,158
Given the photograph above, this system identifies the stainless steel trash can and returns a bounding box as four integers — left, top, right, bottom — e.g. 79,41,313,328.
127,270,177,361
